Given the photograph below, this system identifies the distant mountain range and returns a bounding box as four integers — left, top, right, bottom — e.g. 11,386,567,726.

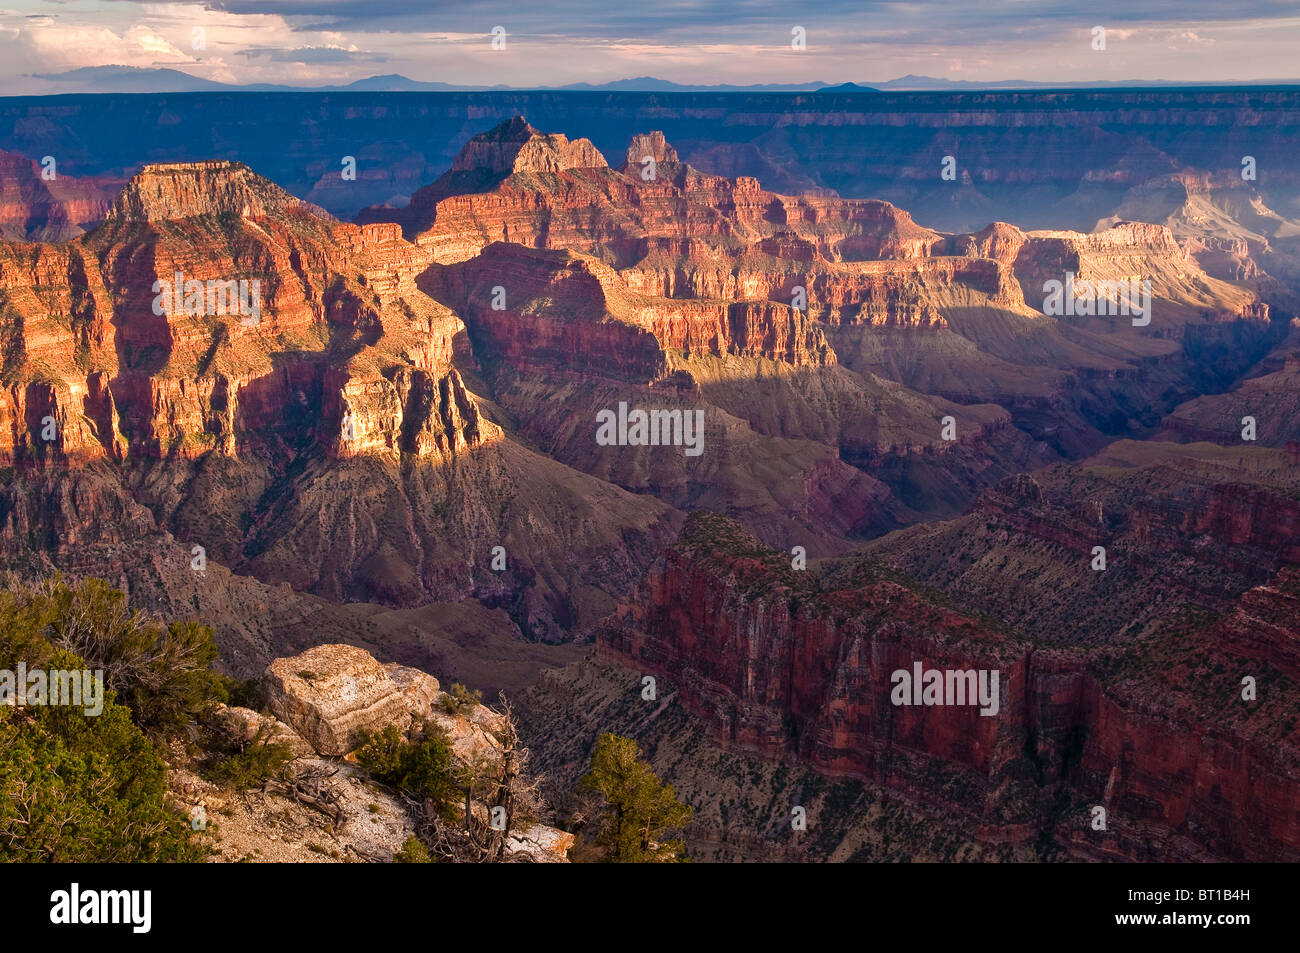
16,66,1300,96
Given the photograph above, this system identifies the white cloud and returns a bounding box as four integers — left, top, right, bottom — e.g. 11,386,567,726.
124,24,190,59
20,24,191,69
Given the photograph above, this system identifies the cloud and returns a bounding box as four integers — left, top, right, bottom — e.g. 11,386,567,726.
13,22,195,71
87,1,1300,41
237,44,387,62
127,24,189,57
5,1,1300,88
1165,29,1215,45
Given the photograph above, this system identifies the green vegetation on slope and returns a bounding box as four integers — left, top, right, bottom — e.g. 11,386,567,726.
0,576,229,861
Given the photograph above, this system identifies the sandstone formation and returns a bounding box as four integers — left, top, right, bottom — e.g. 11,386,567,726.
264,644,417,756
262,642,518,763
206,703,314,759
180,643,572,862
0,155,682,642
384,660,442,715
383,119,1275,512
394,120,1073,543
449,116,607,178
0,150,118,241
380,118,944,266
598,510,1300,861
110,160,319,222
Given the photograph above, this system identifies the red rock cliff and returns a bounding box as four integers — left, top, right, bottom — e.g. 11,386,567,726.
599,511,1300,860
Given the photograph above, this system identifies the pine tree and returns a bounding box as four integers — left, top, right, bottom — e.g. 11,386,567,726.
580,733,691,862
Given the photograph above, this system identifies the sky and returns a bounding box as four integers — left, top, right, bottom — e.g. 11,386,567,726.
1,1,1299,93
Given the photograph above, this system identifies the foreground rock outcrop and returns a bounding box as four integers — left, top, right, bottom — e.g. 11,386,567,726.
264,644,427,756
176,643,572,863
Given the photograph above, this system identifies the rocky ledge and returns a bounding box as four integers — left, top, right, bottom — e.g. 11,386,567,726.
172,643,572,863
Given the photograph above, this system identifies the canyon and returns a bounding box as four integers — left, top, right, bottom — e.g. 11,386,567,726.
1,95,1297,861
592,511,1299,861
